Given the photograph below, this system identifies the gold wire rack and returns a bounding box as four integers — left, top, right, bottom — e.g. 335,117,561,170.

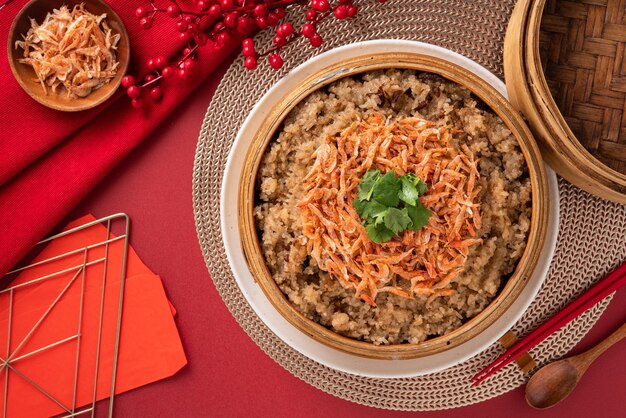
1,214,129,418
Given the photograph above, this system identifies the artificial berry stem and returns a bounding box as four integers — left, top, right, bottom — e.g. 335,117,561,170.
139,43,201,90
255,8,331,58
127,0,385,107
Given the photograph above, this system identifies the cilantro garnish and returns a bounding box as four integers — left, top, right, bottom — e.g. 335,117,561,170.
353,170,431,243
372,171,401,207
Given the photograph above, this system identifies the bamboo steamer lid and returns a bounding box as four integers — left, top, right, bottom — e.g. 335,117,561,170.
505,0,626,204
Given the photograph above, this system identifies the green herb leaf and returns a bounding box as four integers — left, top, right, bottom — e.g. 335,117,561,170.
353,169,432,243
372,171,401,207
416,179,428,195
402,173,428,195
352,198,367,217
399,176,419,206
356,169,381,201
403,172,418,185
406,201,432,229
383,207,413,234
360,201,388,223
365,223,395,243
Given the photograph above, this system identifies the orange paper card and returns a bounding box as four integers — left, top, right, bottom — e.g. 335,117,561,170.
0,214,187,417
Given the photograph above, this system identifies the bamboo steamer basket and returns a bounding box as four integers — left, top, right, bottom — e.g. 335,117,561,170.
505,0,626,204
239,52,549,359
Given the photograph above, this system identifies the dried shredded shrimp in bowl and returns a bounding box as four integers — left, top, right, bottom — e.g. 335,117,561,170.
15,3,120,98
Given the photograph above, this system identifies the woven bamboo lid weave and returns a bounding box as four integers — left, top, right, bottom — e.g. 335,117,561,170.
505,0,626,203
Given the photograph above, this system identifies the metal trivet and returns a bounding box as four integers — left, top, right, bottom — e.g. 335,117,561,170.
1,214,129,417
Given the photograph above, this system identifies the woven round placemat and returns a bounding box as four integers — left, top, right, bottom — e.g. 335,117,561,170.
192,1,626,410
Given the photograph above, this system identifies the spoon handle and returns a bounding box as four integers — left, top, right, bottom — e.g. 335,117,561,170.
577,322,626,371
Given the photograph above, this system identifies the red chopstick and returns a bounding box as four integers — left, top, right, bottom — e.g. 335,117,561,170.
471,260,626,385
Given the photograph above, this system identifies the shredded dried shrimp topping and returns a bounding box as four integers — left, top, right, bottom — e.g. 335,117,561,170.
298,113,483,306
15,4,120,98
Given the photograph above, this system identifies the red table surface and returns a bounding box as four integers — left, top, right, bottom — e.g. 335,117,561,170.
59,57,626,417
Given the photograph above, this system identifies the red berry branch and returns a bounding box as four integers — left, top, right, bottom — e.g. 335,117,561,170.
123,0,387,107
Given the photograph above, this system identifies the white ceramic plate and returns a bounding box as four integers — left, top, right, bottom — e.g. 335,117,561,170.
221,40,559,378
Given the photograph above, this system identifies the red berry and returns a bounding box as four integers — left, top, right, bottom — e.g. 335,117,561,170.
253,4,267,18
220,0,234,8
145,74,155,83
277,23,294,37
268,53,283,70
267,12,279,26
301,23,315,38
313,0,330,12
184,15,195,24
180,31,191,43
347,5,358,17
256,17,268,29
224,13,237,28
242,38,254,48
306,9,317,21
310,33,323,47
150,87,162,101
187,22,199,34
273,34,286,47
216,31,230,44
213,41,225,51
135,7,147,18
242,45,255,57
244,56,257,70
184,47,194,56
178,68,189,79
155,56,168,69
162,67,174,79
140,17,152,30
274,7,286,19
237,16,254,33
214,22,226,31
334,5,348,19
166,4,180,18
197,0,208,12
208,4,222,18
131,99,143,109
184,59,197,72
121,75,135,88
176,20,188,32
195,33,208,46
127,85,141,99
146,58,156,71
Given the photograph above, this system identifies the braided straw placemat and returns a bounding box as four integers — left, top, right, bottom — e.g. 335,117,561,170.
193,0,626,410
540,0,626,175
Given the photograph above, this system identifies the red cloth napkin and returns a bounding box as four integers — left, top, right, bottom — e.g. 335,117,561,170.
0,1,249,277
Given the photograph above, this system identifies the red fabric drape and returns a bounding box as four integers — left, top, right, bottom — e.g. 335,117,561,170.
0,1,248,277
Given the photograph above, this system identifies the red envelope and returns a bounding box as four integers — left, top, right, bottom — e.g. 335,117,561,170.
0,214,187,417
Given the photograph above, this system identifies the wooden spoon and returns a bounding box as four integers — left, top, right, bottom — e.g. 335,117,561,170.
525,322,626,409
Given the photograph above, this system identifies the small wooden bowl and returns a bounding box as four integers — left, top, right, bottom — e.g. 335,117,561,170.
7,0,130,112
505,0,626,204
238,52,550,359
